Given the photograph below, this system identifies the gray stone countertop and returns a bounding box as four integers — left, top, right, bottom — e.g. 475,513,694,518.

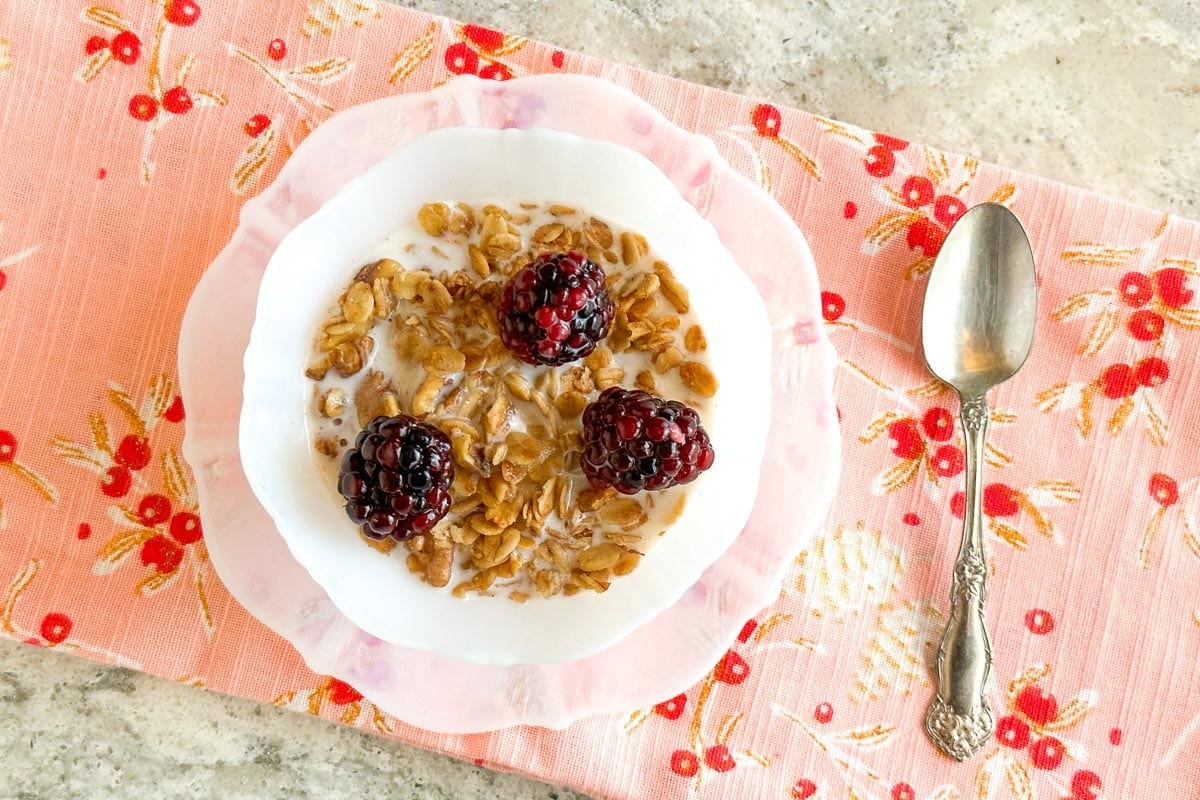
3,1,1198,798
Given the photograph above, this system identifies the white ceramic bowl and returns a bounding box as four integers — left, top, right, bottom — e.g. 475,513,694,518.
239,126,773,665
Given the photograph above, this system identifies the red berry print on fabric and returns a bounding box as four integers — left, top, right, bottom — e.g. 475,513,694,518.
1118,271,1153,307
77,522,92,540
1127,308,1165,340
110,31,141,64
267,38,287,61
140,534,183,573
736,619,757,643
873,132,909,151
900,176,934,208
1025,608,1054,634
244,114,271,138
162,86,194,115
817,126,1015,278
890,783,915,800
703,745,736,772
843,201,857,219
52,376,216,634
1137,471,1197,568
792,779,817,799
669,749,699,777
164,395,185,423
115,434,151,470
101,465,132,497
96,167,107,180
997,714,1031,749
932,194,966,227
1109,727,1122,745
551,50,564,68
138,493,173,526
479,62,512,81
752,104,782,138
165,0,201,26
1041,351,1173,445
1053,221,1200,363
128,94,157,121
1072,770,1102,799
1150,472,1178,506
77,3,226,184
902,512,920,525
714,650,750,684
39,612,73,644
921,407,954,441
463,24,504,52
1015,685,1058,725
327,678,363,705
653,694,687,720
169,512,202,545
813,702,833,724
905,218,945,258
1029,735,1065,770
864,145,895,178
444,42,479,75
820,291,846,322
747,104,820,179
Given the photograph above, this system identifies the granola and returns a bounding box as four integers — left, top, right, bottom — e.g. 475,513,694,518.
305,201,720,599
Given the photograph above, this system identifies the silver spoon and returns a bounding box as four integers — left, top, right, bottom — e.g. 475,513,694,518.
920,202,1037,761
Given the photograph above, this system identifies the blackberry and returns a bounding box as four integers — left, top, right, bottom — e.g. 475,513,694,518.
497,251,614,365
581,388,715,495
338,415,454,541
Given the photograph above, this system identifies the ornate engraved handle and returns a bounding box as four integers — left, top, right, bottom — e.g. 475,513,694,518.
924,393,994,761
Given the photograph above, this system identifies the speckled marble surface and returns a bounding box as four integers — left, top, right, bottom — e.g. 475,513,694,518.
3,1,1198,798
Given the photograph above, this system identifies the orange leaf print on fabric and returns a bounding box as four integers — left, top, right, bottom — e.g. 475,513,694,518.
0,38,12,79
1037,359,1171,447
387,20,436,85
275,676,397,734
820,128,1014,279
436,24,525,84
302,0,380,37
0,426,58,530
1,559,139,666
226,43,354,193
745,104,821,180
979,663,1102,797
773,702,900,798
623,623,812,790
946,480,1080,551
1137,472,1200,571
863,400,1014,502
50,375,217,635
1054,217,1199,358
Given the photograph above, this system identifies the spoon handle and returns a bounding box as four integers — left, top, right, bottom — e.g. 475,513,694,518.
924,393,995,761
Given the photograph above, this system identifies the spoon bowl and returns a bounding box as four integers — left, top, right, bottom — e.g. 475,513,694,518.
921,204,1036,394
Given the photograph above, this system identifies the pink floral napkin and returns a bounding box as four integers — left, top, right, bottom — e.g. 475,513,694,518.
1,2,1198,798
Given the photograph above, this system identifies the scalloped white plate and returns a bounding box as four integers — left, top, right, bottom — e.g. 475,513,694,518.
179,74,839,732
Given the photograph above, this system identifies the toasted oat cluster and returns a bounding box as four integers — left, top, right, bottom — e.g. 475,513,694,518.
305,201,718,600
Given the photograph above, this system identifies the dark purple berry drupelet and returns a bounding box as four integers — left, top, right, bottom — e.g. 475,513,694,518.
498,250,614,366
581,388,716,495
338,415,454,541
